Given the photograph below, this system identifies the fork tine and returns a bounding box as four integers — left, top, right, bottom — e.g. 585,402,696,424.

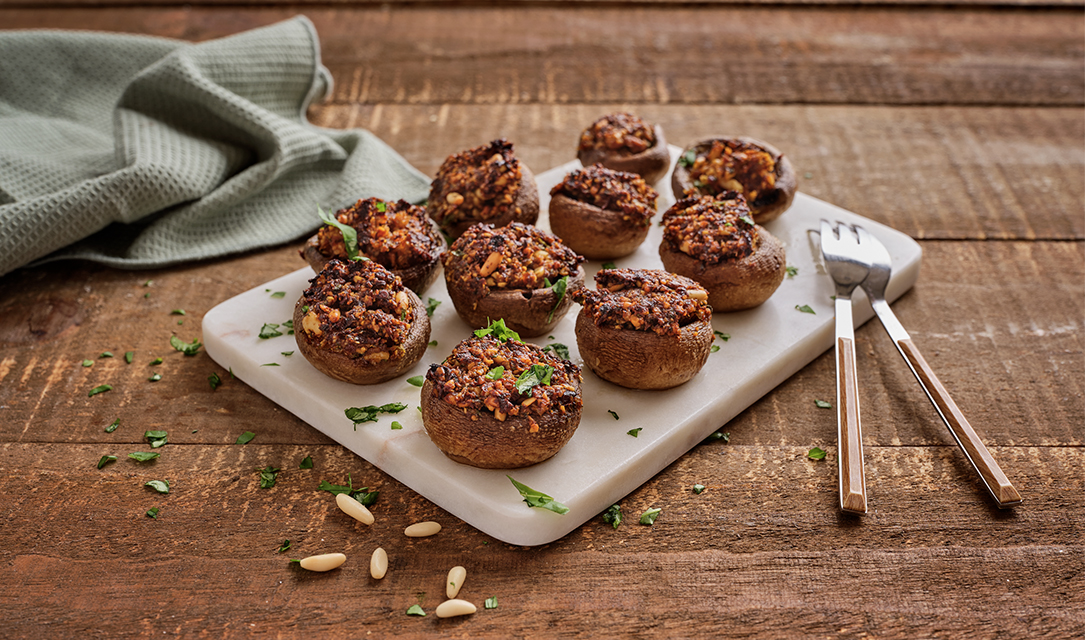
819,219,835,243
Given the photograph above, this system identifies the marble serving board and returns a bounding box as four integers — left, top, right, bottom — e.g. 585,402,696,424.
203,150,922,546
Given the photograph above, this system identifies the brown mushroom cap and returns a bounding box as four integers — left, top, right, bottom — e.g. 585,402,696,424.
420,378,582,469
548,193,652,261
434,164,540,241
659,224,787,312
293,282,431,385
671,136,797,224
578,124,671,185
300,236,445,296
574,307,713,390
447,265,586,338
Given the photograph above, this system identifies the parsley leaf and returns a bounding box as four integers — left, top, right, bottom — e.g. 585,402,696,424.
128,451,159,462
693,484,706,494
786,266,799,278
318,476,379,505
406,604,426,617
391,421,403,430
100,351,113,359
270,291,286,298
236,431,256,445
485,366,505,380
105,418,120,433
425,298,441,317
170,335,202,355
145,430,168,448
171,309,186,316
88,384,112,397
146,507,160,519
795,304,816,315
258,466,281,489
739,214,755,227
627,428,642,437
601,261,617,270
474,318,521,343
299,456,314,469
318,205,358,260
484,597,498,609
602,504,622,529
542,342,570,360
714,330,730,342
278,540,291,553
514,364,553,394
345,403,407,429
148,372,162,382
639,508,662,525
150,357,163,365
124,351,134,364
807,447,827,460
703,431,730,444
208,372,222,390
815,399,832,409
97,455,117,469
259,323,283,339
607,410,619,420
543,275,569,324
710,345,720,353
82,359,93,367
145,480,170,494
679,149,697,167
507,475,568,514
406,375,424,387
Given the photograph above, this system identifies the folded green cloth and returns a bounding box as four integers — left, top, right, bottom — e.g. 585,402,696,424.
0,16,430,278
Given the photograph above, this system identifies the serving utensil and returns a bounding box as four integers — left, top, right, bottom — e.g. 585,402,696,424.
819,220,869,514
854,226,1022,508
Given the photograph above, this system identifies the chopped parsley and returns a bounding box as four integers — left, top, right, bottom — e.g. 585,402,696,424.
125,351,134,364
270,291,286,298
146,507,160,519
236,431,256,445
259,323,283,339
541,342,570,360
105,418,120,433
514,364,553,394
150,357,163,365
391,421,403,430
299,456,314,469
703,431,730,444
507,475,568,514
425,298,441,317
795,304,816,315
208,372,222,390
601,262,617,270
97,455,117,469
319,205,359,259
607,410,619,420
81,359,93,367
88,384,112,397
740,214,755,227
484,597,498,610
815,399,832,409
474,318,521,343
786,266,799,278
639,508,661,525
693,484,706,494
145,430,168,448
542,275,569,323
100,352,113,358
319,475,379,505
406,604,426,617
278,540,291,553
710,345,720,353
406,375,424,387
171,309,186,316
170,335,203,355
807,447,827,460
601,504,622,529
128,451,159,462
714,330,730,342
145,480,170,494
281,351,294,357
261,363,280,367
258,466,281,489
485,366,505,380
148,373,162,382
627,428,642,437
428,340,438,347
678,149,697,167
345,403,407,429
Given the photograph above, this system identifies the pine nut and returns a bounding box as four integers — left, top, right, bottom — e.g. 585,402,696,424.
336,492,375,525
299,553,346,572
435,599,477,619
446,565,467,598
479,251,503,277
370,547,388,579
404,521,441,537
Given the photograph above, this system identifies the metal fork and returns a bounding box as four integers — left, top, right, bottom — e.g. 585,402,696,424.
819,220,869,514
854,226,1022,508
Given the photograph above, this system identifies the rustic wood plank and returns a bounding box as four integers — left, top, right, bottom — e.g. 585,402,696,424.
1,6,1081,107
3,0,1083,9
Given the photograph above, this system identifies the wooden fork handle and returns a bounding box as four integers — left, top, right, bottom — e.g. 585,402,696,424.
835,298,867,514
897,338,1022,508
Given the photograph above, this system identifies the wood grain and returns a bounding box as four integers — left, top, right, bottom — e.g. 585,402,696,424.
1,6,1082,107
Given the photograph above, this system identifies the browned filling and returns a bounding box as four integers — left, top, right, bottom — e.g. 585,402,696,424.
662,194,760,265
428,139,524,228
316,198,443,270
578,112,656,155
550,165,658,226
443,222,584,299
573,268,711,337
426,335,582,423
682,139,778,206
298,260,414,362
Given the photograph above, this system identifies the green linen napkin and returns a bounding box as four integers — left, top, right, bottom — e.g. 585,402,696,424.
0,16,430,278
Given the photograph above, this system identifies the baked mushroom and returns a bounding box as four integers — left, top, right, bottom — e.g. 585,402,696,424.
300,198,445,295
293,259,431,385
421,321,583,469
548,165,659,260
577,112,671,185
442,222,585,338
573,268,713,390
427,139,539,240
671,136,796,224
658,193,786,312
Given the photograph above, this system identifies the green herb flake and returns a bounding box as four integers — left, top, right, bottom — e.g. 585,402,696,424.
795,304,816,315
514,364,554,394
542,342,570,360
278,540,291,553
544,275,569,323
374,200,387,213
145,430,168,448
150,357,163,365
105,418,120,433
148,373,162,382
146,507,160,519
208,372,222,390
170,335,203,356
714,330,730,342
693,484,706,494
484,596,498,609
100,351,114,359
627,428,642,437
281,351,294,357
259,323,283,339
145,480,170,494
601,261,617,270
679,149,697,167
235,431,256,445
703,431,730,444
422,297,441,318
507,475,569,514
815,399,833,409
299,456,314,469
171,309,186,316
710,344,720,353
607,410,619,420
345,403,408,430
602,504,622,529
807,447,827,460
474,318,521,343
319,205,359,260
259,466,281,489
428,340,438,347
391,421,403,430
406,375,425,387
125,351,134,364
406,604,426,617
639,508,662,525
739,214,756,227
143,280,153,287
261,363,280,367
82,359,93,367
128,451,160,462
270,291,286,299
88,384,113,398
786,266,799,278
485,366,505,380
97,455,117,469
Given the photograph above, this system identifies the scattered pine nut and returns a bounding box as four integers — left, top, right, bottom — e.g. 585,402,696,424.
404,521,441,537
435,599,477,619
336,492,375,525
298,553,346,572
446,565,467,598
370,547,388,579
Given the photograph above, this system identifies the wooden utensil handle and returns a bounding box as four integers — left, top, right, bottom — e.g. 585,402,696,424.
897,338,1022,507
837,336,868,514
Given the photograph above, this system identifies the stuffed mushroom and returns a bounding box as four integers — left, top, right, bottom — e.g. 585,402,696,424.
573,268,713,390
671,136,796,224
577,112,671,185
442,222,585,338
293,259,430,385
548,165,658,260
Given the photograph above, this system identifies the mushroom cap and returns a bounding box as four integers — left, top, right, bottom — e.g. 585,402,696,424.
437,164,540,241
548,193,652,260
671,136,797,224
659,224,787,312
447,266,586,338
300,236,445,296
577,124,671,185
420,377,582,469
574,307,713,390
293,286,431,385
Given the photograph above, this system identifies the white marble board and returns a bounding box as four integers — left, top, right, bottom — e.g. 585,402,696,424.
203,149,922,546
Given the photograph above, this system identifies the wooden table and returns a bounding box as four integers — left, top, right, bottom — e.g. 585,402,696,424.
1,2,1082,637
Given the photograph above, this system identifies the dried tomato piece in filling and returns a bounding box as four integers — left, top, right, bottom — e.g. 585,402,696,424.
428,139,524,227
426,335,582,421
549,165,658,226
578,113,657,155
661,194,760,266
316,198,442,270
572,268,711,337
685,139,777,204
297,260,415,362
443,222,584,299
